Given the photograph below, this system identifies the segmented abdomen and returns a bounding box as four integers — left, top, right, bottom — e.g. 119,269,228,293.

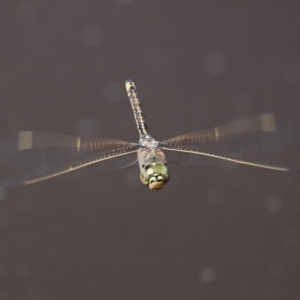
125,80,148,137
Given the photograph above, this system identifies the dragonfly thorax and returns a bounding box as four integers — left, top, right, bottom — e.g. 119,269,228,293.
139,134,158,149
138,135,163,163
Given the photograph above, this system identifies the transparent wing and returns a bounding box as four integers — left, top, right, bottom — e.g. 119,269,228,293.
161,113,299,171
0,131,139,187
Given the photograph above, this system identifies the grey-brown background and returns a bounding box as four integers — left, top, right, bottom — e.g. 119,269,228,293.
1,1,300,299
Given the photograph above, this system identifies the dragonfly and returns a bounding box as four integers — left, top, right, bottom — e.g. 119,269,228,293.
0,79,297,190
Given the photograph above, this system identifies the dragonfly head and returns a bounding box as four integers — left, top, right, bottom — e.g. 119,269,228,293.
140,163,170,190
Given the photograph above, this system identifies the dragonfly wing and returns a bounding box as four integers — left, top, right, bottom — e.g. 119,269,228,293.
161,113,298,171
0,131,139,187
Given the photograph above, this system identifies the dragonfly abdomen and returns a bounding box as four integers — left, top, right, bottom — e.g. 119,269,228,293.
125,79,148,137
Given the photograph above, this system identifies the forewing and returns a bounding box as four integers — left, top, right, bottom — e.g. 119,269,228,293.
0,131,139,187
161,113,298,171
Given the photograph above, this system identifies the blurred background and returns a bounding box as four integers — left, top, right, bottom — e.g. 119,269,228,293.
0,0,300,299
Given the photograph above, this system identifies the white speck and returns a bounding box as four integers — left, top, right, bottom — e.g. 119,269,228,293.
80,25,104,47
198,267,217,283
147,168,154,175
15,3,38,26
16,197,34,214
203,53,226,75
283,63,300,83
77,118,98,137
103,82,124,103
264,194,283,212
15,263,30,278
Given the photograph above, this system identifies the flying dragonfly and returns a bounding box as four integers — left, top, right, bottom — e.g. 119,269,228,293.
0,79,298,190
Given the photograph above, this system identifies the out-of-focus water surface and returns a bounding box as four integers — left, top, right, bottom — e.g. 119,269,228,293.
0,1,300,299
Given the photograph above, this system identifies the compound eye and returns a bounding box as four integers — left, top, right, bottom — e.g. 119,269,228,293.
157,175,164,181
